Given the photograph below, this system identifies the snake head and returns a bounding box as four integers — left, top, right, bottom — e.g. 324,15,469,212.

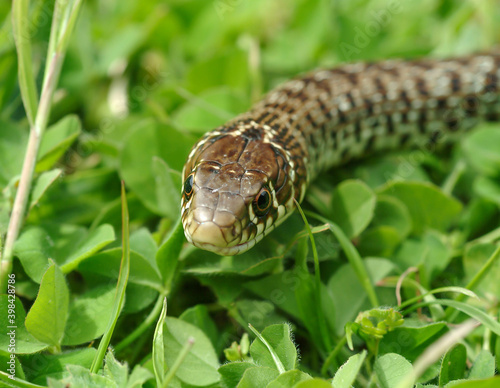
181,121,300,255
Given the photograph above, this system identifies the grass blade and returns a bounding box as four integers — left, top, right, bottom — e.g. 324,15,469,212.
294,201,333,351
445,245,500,319
90,182,130,373
248,324,286,374
403,299,500,336
306,211,379,308
12,0,38,126
153,298,168,387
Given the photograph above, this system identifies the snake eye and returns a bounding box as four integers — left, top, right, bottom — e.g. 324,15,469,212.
253,187,272,216
184,174,194,200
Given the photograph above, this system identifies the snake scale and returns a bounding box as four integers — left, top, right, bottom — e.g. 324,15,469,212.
181,52,500,255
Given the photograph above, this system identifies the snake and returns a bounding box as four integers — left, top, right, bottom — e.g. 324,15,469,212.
181,52,500,255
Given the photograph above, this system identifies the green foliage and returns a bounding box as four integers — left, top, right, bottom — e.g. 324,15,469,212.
2,0,500,387
24,262,69,347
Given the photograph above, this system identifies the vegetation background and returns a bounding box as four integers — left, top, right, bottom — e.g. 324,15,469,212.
1,0,500,387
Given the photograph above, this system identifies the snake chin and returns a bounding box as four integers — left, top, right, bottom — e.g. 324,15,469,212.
183,228,266,256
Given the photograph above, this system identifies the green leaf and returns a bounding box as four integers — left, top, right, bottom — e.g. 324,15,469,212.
98,24,149,74
371,195,412,240
103,351,128,387
379,322,448,362
439,344,466,386
237,366,280,388
173,86,249,134
156,217,184,288
294,378,332,387
462,198,500,240
0,119,27,187
0,353,26,383
60,224,116,273
249,323,297,372
326,221,380,308
62,284,116,346
179,304,218,351
37,115,81,171
163,317,220,386
119,120,193,216
444,377,500,387
373,353,413,388
236,300,283,331
358,226,402,257
330,179,376,238
293,268,335,352
462,125,500,176
185,49,250,94
0,295,47,354
22,348,96,385
129,227,158,267
474,176,500,205
79,248,162,292
50,364,115,387
28,167,121,226
127,364,154,388
353,155,429,189
463,243,500,297
267,369,312,388
184,243,281,276
25,263,69,346
393,231,452,285
151,156,182,220
469,350,495,379
378,181,462,234
219,362,256,388
29,169,62,210
15,223,115,282
332,350,367,388
244,271,302,321
153,298,167,387
406,299,500,336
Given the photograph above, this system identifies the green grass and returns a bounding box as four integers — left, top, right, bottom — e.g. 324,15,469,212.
1,0,500,387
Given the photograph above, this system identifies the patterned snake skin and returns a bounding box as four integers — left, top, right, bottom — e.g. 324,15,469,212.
181,52,500,255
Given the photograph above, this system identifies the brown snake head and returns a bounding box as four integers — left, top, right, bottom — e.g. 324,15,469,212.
181,120,302,255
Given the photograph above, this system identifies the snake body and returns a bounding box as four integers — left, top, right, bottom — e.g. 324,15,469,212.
181,53,500,255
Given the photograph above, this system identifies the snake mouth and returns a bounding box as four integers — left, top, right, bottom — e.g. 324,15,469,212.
183,223,261,256
182,212,248,255
182,212,271,255
184,231,262,256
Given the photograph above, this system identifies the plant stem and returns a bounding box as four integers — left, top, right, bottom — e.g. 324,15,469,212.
162,337,195,388
0,0,82,293
0,53,63,293
321,336,347,376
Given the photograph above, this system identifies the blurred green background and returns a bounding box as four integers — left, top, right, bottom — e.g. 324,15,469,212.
1,0,500,381
1,0,499,236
